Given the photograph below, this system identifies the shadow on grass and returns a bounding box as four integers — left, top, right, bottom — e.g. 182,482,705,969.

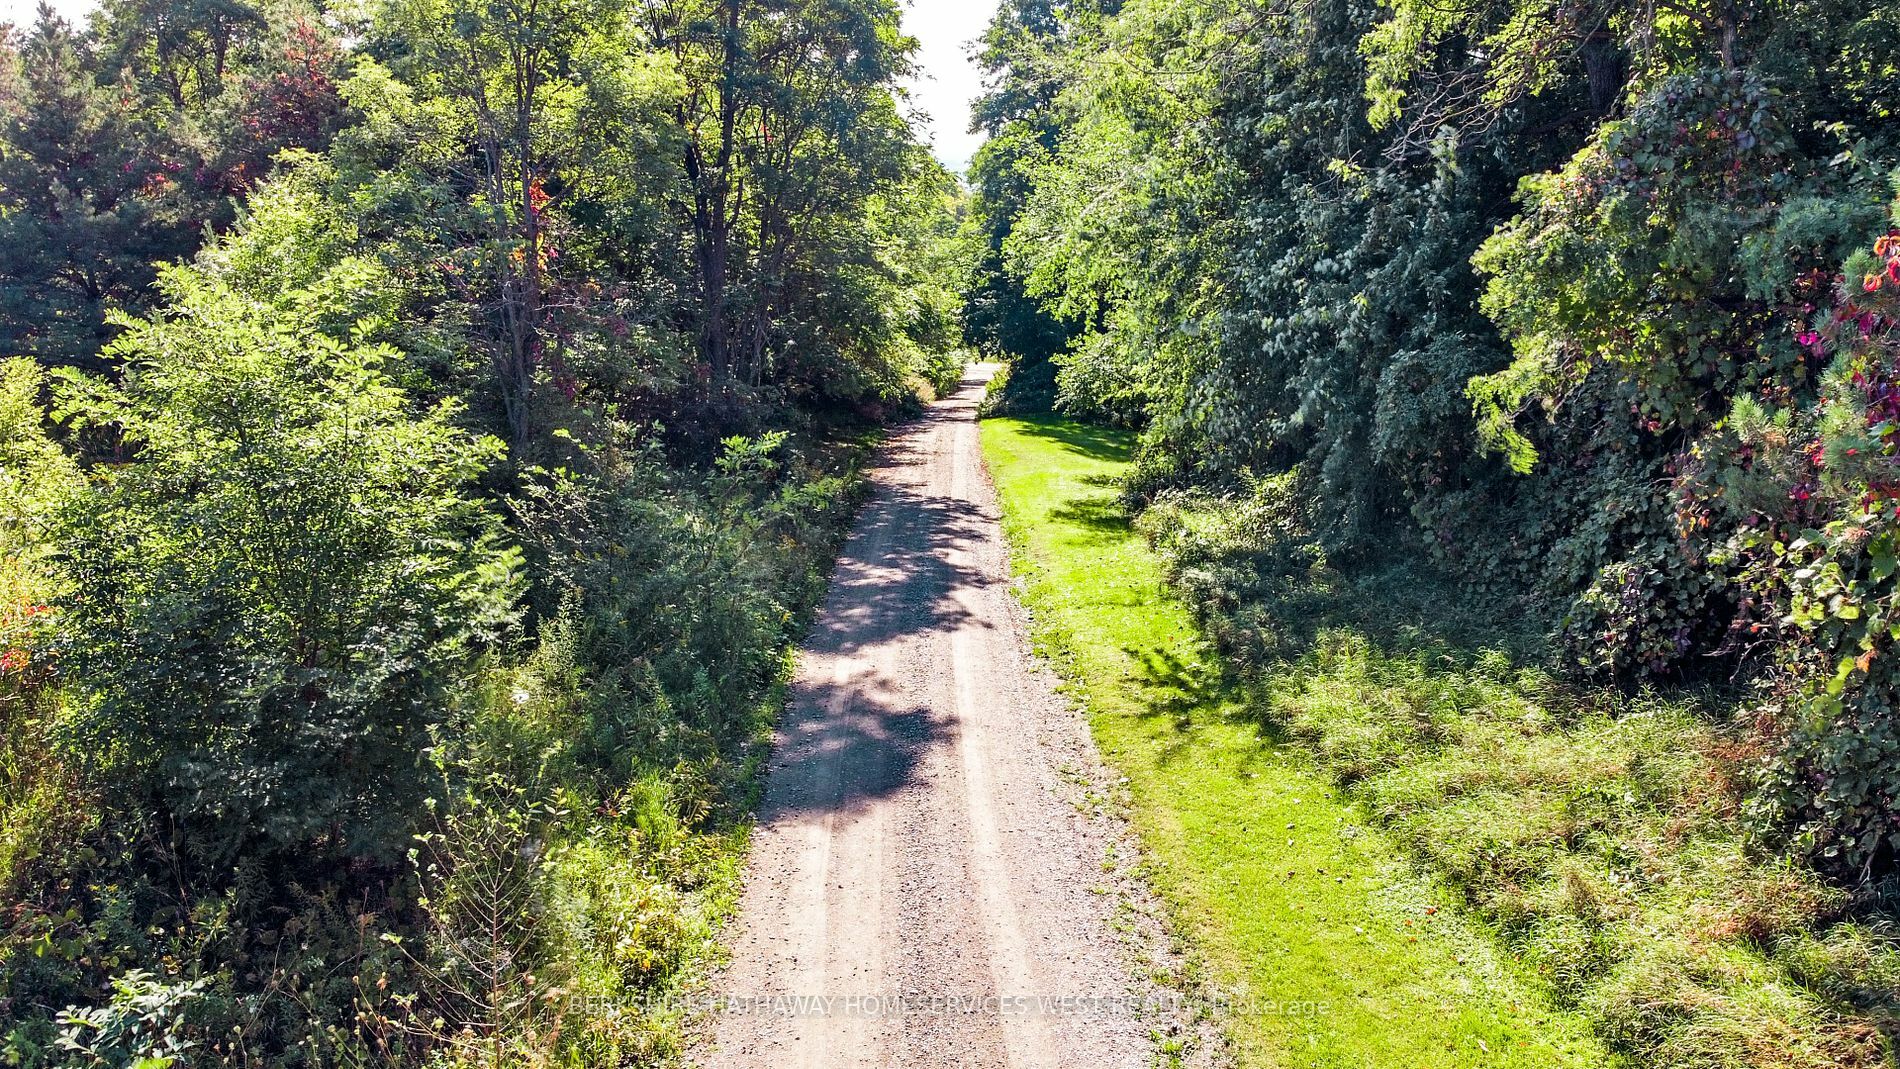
1125,646,1224,719
1005,416,1524,668
1003,413,1136,465
1168,549,1560,680
1048,493,1136,546
1004,417,1559,676
1120,638,1294,754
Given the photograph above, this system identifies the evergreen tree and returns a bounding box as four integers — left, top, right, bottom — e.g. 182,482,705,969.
0,2,343,368
0,8,192,367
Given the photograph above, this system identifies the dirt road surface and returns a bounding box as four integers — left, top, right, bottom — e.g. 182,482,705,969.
695,366,1162,1069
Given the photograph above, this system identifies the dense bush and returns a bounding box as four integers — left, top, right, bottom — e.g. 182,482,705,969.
0,4,344,367
976,0,1900,880
52,267,521,863
0,268,877,1069
386,431,867,1067
1694,210,1900,879
516,428,865,774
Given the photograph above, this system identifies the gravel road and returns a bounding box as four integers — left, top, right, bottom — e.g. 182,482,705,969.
695,366,1166,1069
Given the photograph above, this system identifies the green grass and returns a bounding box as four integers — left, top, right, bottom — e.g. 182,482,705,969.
981,414,1612,1068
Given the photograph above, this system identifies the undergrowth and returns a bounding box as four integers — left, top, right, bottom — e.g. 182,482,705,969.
0,351,874,1069
1138,478,1900,1069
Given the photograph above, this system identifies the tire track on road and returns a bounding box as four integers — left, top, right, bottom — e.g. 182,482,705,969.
698,367,1161,1069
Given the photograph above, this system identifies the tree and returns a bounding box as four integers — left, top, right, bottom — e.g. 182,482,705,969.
371,0,626,448
0,2,346,369
54,235,521,861
96,0,268,109
0,8,192,367
958,0,1088,403
642,0,919,396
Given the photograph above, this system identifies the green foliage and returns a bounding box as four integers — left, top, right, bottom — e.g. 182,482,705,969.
870,167,973,400
957,0,1087,407
396,650,710,1067
0,358,82,897
0,13,191,365
517,428,861,756
53,262,521,860
1140,483,1896,1067
55,970,209,1069
0,359,79,584
1676,207,1900,878
998,0,1219,427
991,0,1578,553
0,0,933,1061
324,0,962,446
379,425,866,1067
0,2,345,368
973,0,1900,894
1472,70,1801,469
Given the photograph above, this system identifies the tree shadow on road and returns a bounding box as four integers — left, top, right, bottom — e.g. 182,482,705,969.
756,407,1011,819
813,480,1001,658
762,680,948,820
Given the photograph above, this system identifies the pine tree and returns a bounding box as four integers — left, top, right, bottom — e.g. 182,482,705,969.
0,6,192,368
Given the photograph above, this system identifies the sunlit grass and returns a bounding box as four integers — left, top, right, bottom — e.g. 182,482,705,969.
981,413,1611,1069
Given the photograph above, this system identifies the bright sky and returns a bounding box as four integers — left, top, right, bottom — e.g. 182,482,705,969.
899,0,999,173
2,0,995,171
0,0,92,26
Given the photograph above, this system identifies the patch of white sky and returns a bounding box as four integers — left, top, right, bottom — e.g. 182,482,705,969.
1,0,93,28
2,0,997,172
898,0,999,174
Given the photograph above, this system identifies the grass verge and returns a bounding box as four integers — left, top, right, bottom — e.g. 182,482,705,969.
1135,470,1900,1069
980,413,1611,1068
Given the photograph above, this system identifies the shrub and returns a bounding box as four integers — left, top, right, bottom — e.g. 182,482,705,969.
51,267,522,863
517,428,858,763
54,970,210,1068
1682,203,1900,878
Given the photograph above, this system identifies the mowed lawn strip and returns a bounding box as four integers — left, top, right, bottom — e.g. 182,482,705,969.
980,413,1612,1069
